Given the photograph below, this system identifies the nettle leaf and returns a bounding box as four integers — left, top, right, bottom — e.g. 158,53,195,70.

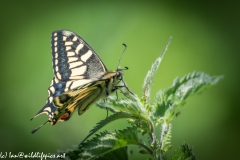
97,96,147,116
170,143,196,160
160,124,172,152
79,127,151,160
80,112,133,145
97,96,153,134
56,145,80,160
57,145,129,160
96,146,128,160
97,96,120,113
142,37,172,104
153,71,223,118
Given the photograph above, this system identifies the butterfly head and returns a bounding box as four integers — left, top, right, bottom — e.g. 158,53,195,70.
116,69,123,79
107,67,129,93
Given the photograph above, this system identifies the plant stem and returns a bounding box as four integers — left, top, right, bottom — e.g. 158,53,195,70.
160,123,168,148
138,142,153,155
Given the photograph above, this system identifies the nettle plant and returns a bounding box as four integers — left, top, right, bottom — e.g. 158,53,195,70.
57,37,222,160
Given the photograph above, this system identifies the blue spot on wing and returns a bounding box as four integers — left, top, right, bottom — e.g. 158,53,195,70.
57,83,63,88
52,82,66,97
55,91,61,96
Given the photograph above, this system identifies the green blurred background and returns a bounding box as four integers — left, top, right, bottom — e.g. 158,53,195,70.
0,0,239,159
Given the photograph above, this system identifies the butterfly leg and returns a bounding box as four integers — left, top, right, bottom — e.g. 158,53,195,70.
106,107,109,118
115,90,119,99
103,98,109,118
114,84,134,96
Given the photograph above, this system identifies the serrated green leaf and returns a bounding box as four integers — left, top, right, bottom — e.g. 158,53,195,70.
56,146,129,160
79,127,152,160
160,124,172,152
97,96,147,116
153,71,223,118
96,146,128,160
97,96,153,133
142,37,172,104
127,118,153,136
139,149,149,154
79,112,133,145
56,145,81,160
97,96,119,113
170,142,196,160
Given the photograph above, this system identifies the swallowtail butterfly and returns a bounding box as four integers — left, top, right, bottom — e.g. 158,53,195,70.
31,30,128,133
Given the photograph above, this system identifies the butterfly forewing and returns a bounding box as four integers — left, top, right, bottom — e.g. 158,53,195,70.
52,30,107,82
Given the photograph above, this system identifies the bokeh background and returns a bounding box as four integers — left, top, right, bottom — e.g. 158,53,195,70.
0,1,239,160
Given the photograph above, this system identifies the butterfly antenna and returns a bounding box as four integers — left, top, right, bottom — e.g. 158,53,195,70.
31,120,49,134
117,43,127,69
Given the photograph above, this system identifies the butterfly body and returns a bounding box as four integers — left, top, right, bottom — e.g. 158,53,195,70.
31,30,125,133
50,70,123,124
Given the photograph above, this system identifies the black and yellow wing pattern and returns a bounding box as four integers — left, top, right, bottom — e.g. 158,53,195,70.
31,30,125,133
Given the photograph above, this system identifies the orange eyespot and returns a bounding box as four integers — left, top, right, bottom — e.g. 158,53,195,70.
60,113,69,120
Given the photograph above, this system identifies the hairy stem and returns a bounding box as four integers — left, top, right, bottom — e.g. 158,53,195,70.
160,123,168,147
159,123,169,160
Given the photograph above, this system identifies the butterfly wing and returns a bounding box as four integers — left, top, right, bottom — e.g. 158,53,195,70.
52,30,107,82
52,79,109,122
32,30,108,119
